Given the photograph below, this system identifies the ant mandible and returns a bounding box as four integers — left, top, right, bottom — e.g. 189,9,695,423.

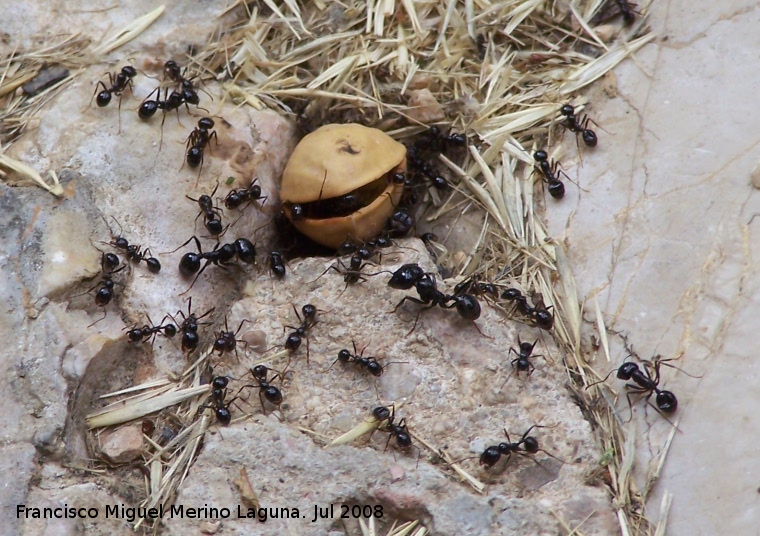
560,104,598,148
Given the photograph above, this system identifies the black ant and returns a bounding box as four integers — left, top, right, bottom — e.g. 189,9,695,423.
213,318,248,357
138,87,201,149
478,425,560,469
454,276,498,300
173,297,214,353
394,272,482,332
592,358,679,415
101,251,120,273
592,0,637,26
92,65,137,113
613,0,637,24
508,337,541,376
333,341,384,377
312,253,377,290
560,104,598,148
126,314,177,344
185,117,218,171
375,405,414,454
386,209,415,237
224,178,268,211
533,150,568,200
199,376,237,424
500,288,554,330
162,60,201,105
84,254,127,326
269,251,286,279
176,236,256,290
244,365,283,414
103,217,161,273
445,293,482,321
283,304,318,364
186,183,226,237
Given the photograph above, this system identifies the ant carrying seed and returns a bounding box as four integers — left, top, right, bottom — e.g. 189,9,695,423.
225,178,268,211
185,117,218,172
102,216,161,273
213,318,249,357
533,150,569,200
126,314,177,344
372,405,418,465
243,365,283,414
186,183,226,237
172,297,214,353
560,104,598,148
478,425,561,469
333,341,384,377
283,304,318,364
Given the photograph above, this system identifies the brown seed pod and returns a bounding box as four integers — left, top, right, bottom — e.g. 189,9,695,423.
280,123,407,248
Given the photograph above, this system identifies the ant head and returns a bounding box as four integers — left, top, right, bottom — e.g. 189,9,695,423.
560,104,575,116
479,446,501,468
198,117,215,130
522,436,539,453
519,339,537,353
533,149,548,162
617,361,639,380
372,405,391,421
501,288,521,300
251,365,268,381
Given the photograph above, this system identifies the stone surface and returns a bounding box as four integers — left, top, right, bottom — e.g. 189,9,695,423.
542,1,760,534
99,424,144,464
